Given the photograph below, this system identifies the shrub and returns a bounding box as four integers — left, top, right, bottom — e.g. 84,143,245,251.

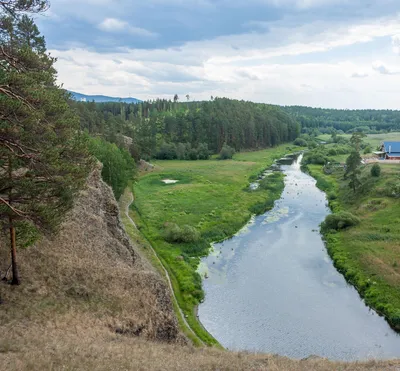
188,148,198,160
371,163,381,177
156,142,177,160
321,212,361,233
197,143,210,160
293,138,307,147
176,142,189,160
364,145,372,154
218,144,235,160
303,148,330,165
386,182,400,198
163,223,200,243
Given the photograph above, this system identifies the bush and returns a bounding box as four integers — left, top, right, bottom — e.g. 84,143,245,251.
156,142,177,160
163,223,200,243
176,142,189,160
218,144,235,160
188,148,198,160
371,163,381,177
197,143,210,160
293,138,307,146
386,182,400,198
364,145,372,154
303,148,330,165
321,212,361,233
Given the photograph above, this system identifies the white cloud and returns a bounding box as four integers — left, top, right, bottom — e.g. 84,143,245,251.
372,61,399,75
392,34,400,54
252,0,351,9
98,18,158,37
51,13,400,109
351,72,368,78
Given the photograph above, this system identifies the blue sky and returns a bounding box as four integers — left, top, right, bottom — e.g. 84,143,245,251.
36,0,400,108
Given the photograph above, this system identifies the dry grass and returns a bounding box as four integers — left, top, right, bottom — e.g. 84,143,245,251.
1,167,400,370
1,325,400,371
0,167,182,344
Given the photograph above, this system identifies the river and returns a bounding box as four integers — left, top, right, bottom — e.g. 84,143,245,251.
197,154,400,361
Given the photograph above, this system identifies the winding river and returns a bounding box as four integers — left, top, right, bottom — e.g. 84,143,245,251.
198,154,400,361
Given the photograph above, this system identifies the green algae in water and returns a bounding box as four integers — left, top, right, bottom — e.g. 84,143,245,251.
262,206,289,224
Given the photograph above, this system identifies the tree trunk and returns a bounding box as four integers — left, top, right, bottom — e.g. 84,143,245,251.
9,216,20,285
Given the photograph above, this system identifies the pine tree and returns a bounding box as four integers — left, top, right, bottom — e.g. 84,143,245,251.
345,151,362,193
0,0,48,14
14,15,45,52
0,10,92,284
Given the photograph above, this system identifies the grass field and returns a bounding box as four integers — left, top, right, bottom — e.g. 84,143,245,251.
307,160,400,331
317,132,400,149
130,145,297,344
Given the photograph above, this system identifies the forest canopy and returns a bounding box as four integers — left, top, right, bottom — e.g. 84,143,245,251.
282,106,400,134
72,98,301,160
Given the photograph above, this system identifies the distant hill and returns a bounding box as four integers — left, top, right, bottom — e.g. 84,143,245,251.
68,90,142,104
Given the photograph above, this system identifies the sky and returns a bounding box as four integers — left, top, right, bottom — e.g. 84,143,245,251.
36,0,400,109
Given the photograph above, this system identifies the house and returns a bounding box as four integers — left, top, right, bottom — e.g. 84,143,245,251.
378,142,400,160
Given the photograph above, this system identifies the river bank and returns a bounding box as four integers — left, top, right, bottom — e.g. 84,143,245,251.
305,162,400,333
129,145,296,344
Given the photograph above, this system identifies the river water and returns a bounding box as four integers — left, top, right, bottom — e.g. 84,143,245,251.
197,155,400,361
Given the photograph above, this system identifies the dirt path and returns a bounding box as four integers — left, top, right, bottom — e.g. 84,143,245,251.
125,191,204,345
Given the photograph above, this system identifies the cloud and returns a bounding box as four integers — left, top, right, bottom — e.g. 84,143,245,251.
351,72,368,78
392,34,400,54
236,70,260,80
98,18,158,37
372,61,398,75
42,2,400,109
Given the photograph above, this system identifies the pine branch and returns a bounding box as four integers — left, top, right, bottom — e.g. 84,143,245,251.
0,196,26,217
0,86,35,110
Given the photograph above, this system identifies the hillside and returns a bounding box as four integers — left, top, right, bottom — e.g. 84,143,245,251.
1,166,400,370
69,90,142,104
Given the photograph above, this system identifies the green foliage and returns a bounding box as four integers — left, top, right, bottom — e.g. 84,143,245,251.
156,142,177,160
350,132,367,151
218,143,235,160
74,98,300,159
0,10,92,284
88,137,136,199
345,151,362,192
188,148,199,160
197,142,210,160
283,106,400,133
293,138,307,146
302,147,330,165
364,145,372,154
371,163,381,177
386,182,400,198
163,223,200,243
310,158,400,332
321,212,361,233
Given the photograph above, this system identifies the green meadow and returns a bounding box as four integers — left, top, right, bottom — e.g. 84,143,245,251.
130,145,296,344
317,132,400,149
306,160,400,331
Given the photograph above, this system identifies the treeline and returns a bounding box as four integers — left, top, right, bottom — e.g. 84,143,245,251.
72,98,300,159
282,106,400,133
